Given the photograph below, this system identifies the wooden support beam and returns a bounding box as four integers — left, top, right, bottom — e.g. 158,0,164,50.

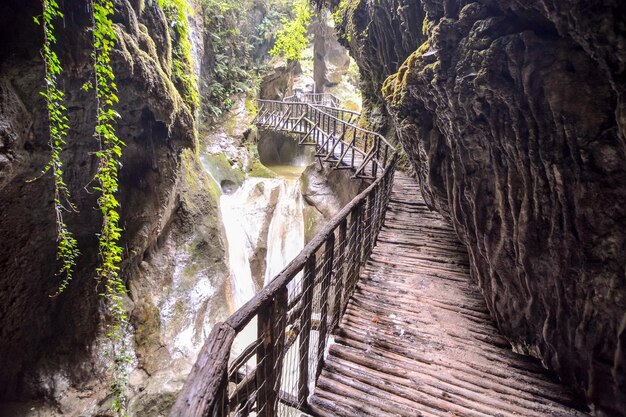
256,287,288,417
168,323,235,417
332,219,348,330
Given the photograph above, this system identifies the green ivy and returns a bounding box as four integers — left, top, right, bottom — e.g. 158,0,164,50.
89,0,131,414
269,0,312,61
157,0,200,112
34,0,80,296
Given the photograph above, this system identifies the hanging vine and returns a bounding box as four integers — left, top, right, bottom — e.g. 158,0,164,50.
34,0,80,296
89,0,130,414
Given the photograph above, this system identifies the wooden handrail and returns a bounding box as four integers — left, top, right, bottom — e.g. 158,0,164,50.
169,96,398,417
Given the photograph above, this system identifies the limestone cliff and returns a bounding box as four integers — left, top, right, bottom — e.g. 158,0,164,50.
331,0,626,414
0,0,225,414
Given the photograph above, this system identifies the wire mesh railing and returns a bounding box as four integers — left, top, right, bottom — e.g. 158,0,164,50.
169,97,397,417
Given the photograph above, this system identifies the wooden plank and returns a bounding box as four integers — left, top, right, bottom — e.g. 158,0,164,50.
309,172,589,417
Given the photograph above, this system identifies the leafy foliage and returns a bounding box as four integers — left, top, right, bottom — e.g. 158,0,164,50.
157,0,200,112
89,0,131,414
197,0,258,122
34,0,80,296
269,0,312,61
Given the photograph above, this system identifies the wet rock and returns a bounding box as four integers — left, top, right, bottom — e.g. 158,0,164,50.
300,162,364,241
257,131,314,166
0,0,198,410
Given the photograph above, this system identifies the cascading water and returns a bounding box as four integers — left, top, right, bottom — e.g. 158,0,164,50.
217,169,305,311
219,178,280,311
220,190,258,311
264,179,305,286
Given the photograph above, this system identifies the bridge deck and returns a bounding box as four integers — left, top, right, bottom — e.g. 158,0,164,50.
309,173,588,417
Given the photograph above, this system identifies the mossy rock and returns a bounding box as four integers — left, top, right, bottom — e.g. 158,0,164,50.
382,41,430,107
201,152,246,189
248,161,278,179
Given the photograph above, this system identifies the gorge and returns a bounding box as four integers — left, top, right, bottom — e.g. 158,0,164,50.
0,0,624,416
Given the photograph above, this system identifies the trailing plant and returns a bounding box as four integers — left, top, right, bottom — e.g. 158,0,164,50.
269,0,312,61
34,0,80,296
157,0,200,112
89,0,131,414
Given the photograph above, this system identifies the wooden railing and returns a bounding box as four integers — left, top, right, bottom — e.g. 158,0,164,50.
254,100,394,179
169,98,397,417
283,92,340,108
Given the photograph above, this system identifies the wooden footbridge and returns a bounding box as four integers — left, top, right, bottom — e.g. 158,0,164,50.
170,94,588,416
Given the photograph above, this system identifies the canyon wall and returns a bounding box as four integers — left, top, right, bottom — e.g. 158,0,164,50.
331,0,626,414
0,0,228,414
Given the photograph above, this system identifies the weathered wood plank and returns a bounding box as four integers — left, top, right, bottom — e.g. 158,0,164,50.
168,323,235,417
310,172,589,416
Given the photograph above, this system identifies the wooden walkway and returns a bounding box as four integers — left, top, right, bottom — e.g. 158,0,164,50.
309,173,589,417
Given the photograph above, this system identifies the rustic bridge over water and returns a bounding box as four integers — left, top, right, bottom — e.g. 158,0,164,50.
170,95,589,417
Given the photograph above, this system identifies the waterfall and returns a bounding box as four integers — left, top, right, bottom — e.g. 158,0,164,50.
220,191,257,310
264,179,305,285
219,174,305,311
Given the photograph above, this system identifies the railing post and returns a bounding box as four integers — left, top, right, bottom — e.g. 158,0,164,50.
356,201,364,269
256,287,288,417
345,203,363,301
298,256,316,406
168,323,235,417
367,187,377,258
332,219,348,330
316,233,335,380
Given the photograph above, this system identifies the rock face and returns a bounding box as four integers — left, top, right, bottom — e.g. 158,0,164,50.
301,162,364,242
311,19,351,92
259,60,302,100
0,0,216,413
332,0,626,414
329,0,424,133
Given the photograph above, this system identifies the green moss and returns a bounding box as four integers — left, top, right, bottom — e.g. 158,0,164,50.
381,41,430,106
156,0,199,112
421,12,431,36
181,149,221,201
224,114,239,137
245,95,258,115
332,0,362,42
203,152,246,187
248,161,278,178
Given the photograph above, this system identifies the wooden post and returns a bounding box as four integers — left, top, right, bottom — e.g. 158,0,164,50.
317,233,335,380
345,203,361,301
332,220,348,330
367,187,377,258
298,256,316,405
168,323,236,417
256,287,288,417
351,129,356,168
355,202,364,270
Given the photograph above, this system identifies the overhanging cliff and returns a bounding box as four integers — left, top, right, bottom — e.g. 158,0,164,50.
330,0,626,414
